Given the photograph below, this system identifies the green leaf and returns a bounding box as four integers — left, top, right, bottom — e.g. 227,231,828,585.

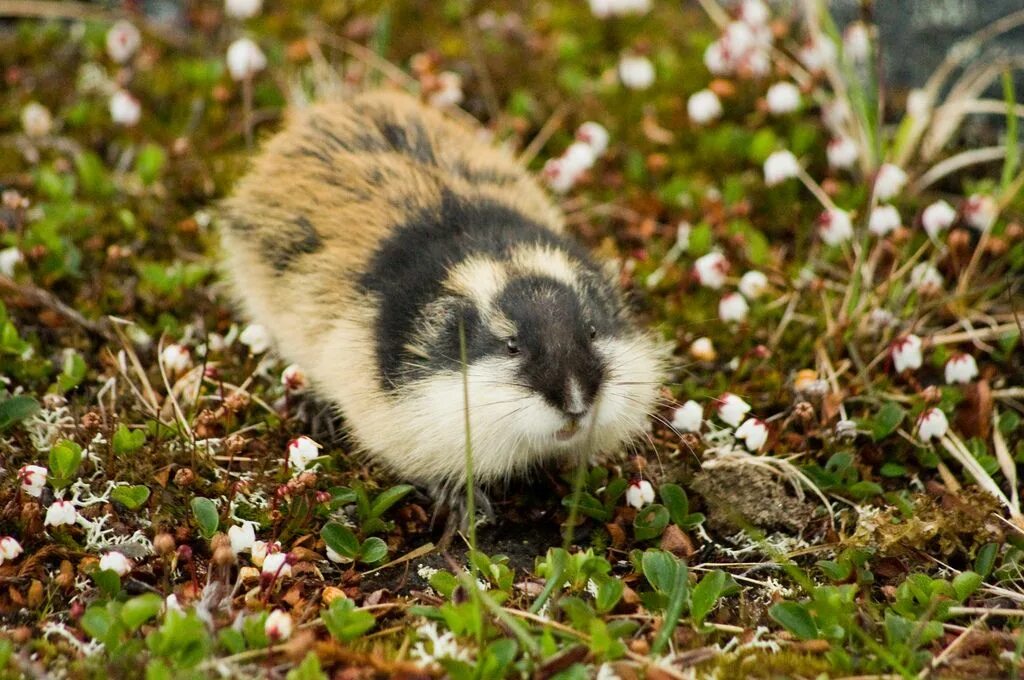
56,351,86,392
642,549,680,595
871,402,905,441
974,543,998,577
0,395,40,432
286,652,327,680
92,569,121,598
690,570,727,627
48,439,83,489
659,483,690,526
633,504,670,541
561,492,610,521
121,593,162,630
111,484,151,510
369,484,414,519
190,497,219,539
359,536,388,564
595,577,624,614
321,522,359,559
136,143,168,186
650,555,688,655
74,150,114,198
321,598,375,642
113,424,146,455
770,602,818,640
952,571,983,601
81,605,116,643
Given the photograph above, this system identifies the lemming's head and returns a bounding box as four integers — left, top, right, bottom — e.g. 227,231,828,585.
402,250,664,456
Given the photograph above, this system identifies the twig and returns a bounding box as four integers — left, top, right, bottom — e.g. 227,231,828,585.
0,273,113,340
912,146,1009,193
518,102,571,167
917,613,989,679
361,542,436,576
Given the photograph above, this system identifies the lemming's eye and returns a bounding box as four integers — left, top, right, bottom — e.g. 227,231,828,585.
589,325,597,340
506,338,520,355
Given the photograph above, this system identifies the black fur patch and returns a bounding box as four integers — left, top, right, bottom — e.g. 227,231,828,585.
379,120,437,165
358,189,615,391
266,216,322,272
495,276,607,415
451,161,518,187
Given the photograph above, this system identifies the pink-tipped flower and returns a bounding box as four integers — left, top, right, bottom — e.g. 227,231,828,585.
281,364,307,392
764,150,800,186
717,393,751,427
20,102,52,138
160,343,191,374
625,480,655,509
428,71,464,109
561,142,597,177
917,408,948,441
287,436,320,472
265,609,293,641
44,501,78,527
576,122,609,157
618,53,655,90
226,38,267,81
738,271,768,300
945,353,979,385
798,37,837,72
109,90,141,127
19,465,47,498
239,323,272,354
694,252,729,289
818,209,853,246
105,20,141,64
868,205,901,236
687,89,723,125
225,0,262,20
922,200,956,238
671,400,703,433
873,164,907,201
228,523,257,555
261,550,292,578
890,334,923,373
703,40,730,75
964,194,998,232
735,418,768,451
910,263,943,294
689,337,716,362
542,158,576,194
826,137,858,170
766,82,801,115
739,0,770,26
99,551,132,576
0,537,24,565
250,540,280,568
718,292,749,323
842,22,871,63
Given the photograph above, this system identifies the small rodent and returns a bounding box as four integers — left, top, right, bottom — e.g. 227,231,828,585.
220,90,665,524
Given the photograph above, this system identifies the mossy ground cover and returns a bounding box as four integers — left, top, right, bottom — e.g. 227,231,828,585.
1,1,1023,678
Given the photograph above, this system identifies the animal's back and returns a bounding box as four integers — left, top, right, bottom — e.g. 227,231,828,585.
219,90,561,372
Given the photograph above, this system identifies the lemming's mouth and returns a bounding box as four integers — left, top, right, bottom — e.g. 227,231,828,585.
554,419,581,442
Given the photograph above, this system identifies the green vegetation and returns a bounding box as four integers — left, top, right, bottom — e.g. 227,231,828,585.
1,0,1023,677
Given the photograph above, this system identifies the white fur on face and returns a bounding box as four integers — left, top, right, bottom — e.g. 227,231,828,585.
316,317,665,488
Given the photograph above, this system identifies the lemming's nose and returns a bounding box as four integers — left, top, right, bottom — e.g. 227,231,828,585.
563,377,589,418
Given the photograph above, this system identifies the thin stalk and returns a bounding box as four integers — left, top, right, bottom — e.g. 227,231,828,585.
1002,71,1020,191
457,320,484,649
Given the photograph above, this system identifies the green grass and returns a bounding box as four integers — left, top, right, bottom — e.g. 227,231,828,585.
0,1,1023,678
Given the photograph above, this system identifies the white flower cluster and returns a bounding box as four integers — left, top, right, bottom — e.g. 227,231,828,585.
703,0,773,79
543,121,610,193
